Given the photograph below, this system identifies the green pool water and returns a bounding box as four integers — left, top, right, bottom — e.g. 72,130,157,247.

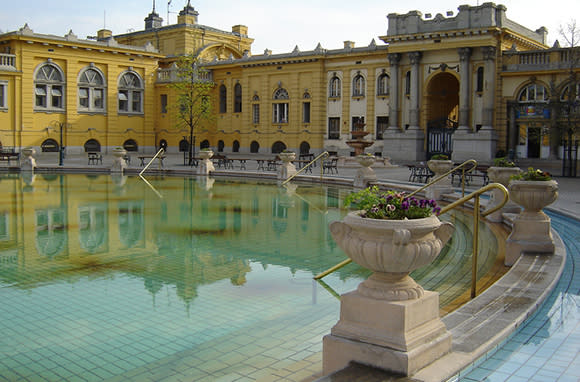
0,174,499,381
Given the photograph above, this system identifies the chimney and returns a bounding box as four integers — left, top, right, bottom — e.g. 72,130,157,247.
344,41,355,49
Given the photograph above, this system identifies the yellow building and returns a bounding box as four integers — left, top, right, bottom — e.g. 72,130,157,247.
1,2,578,162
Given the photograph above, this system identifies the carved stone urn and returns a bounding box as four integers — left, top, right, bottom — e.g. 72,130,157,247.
505,179,559,265
111,147,127,173
426,159,453,200
354,154,377,188
485,166,522,222
277,151,297,181
198,149,215,176
323,211,455,376
20,147,37,171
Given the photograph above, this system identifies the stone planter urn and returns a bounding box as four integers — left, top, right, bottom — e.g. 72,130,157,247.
198,150,215,176
426,159,453,200
485,166,522,222
111,147,127,173
354,155,377,188
323,212,455,376
277,151,297,181
505,179,559,265
20,147,37,171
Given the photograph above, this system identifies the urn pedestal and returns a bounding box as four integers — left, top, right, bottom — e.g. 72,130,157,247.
20,147,37,171
111,148,127,173
353,155,377,188
277,152,297,181
426,160,453,200
197,150,215,176
485,167,522,222
505,180,558,266
323,213,454,376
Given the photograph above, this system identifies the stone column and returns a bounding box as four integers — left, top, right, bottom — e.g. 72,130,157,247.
408,51,422,129
458,47,472,131
481,46,496,130
387,53,401,130
507,101,518,158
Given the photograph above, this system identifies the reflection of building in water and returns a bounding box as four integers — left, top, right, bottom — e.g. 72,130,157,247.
0,175,353,306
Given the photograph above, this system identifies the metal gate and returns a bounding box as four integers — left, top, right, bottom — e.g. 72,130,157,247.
427,127,454,159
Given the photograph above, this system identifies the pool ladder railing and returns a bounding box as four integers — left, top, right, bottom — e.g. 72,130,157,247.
314,182,509,299
139,148,165,176
407,159,478,199
281,151,329,186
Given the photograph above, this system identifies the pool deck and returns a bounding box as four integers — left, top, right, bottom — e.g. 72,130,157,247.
3,153,579,382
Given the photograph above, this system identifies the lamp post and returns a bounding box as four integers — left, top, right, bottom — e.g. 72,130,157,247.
50,121,69,166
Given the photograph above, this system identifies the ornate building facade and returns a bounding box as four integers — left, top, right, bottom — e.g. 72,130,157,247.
0,2,578,162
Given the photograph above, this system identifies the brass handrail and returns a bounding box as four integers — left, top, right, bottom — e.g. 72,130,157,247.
407,159,478,199
281,151,329,186
139,148,165,176
314,182,509,300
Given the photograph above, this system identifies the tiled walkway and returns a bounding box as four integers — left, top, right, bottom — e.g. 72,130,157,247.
458,211,580,382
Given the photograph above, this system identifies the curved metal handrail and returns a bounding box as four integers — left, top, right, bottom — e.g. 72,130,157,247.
314,182,509,299
281,151,329,186
407,159,478,199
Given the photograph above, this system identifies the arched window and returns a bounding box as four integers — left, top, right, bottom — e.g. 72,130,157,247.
252,94,260,124
272,88,289,123
250,140,260,153
352,73,365,97
35,208,67,258
299,141,310,155
123,139,138,152
200,139,210,149
518,83,548,103
84,139,101,152
179,139,189,152
78,205,107,254
377,72,389,96
560,82,580,102
234,83,242,113
217,140,225,152
232,140,240,152
476,67,484,92
78,67,106,113
118,71,143,114
329,74,341,98
303,92,311,123
41,138,60,152
34,62,65,111
219,84,227,113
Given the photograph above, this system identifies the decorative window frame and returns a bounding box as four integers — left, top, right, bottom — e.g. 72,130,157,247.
252,93,260,124
302,91,311,124
352,72,366,98
219,84,227,113
376,70,389,98
272,88,289,124
117,70,144,115
33,61,66,113
518,83,549,103
0,80,7,111
234,82,242,113
78,65,107,114
328,73,341,99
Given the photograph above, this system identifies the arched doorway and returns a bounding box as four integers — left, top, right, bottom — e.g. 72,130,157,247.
200,140,210,149
271,141,286,154
84,139,101,152
299,141,310,155
250,141,260,153
217,140,225,152
41,139,59,152
123,139,138,152
425,72,459,158
232,140,240,152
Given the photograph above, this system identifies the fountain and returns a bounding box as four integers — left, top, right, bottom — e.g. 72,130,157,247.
346,121,373,156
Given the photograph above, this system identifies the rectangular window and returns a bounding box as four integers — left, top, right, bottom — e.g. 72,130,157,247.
273,103,288,123
0,82,6,109
376,116,388,139
252,104,260,124
94,89,104,109
132,91,141,112
51,86,63,108
328,117,340,139
160,94,167,113
79,88,89,108
118,91,128,111
35,85,47,107
303,102,311,123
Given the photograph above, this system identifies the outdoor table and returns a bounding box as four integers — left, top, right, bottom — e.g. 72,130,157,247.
138,155,165,167
87,152,102,165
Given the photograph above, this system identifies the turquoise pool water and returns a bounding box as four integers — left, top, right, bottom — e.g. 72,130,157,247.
0,174,500,381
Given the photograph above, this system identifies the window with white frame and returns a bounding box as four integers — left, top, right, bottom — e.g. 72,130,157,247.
518,83,548,103
272,88,289,123
252,94,260,124
352,73,365,97
118,71,143,114
34,62,65,112
329,74,341,98
0,80,7,110
78,67,106,113
377,72,389,96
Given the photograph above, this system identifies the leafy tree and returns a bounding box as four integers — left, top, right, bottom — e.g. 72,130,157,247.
169,54,214,165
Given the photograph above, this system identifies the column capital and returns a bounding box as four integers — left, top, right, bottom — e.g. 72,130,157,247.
458,47,472,61
408,51,422,65
482,46,497,61
388,53,401,66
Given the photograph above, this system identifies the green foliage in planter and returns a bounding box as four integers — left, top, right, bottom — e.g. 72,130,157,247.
430,154,449,160
493,157,516,167
511,167,552,181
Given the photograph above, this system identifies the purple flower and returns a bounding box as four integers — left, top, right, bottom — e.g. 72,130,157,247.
401,201,409,210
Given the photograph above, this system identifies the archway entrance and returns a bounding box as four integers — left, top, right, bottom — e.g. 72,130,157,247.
426,72,459,158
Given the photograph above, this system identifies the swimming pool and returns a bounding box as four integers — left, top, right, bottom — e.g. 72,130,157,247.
0,174,504,381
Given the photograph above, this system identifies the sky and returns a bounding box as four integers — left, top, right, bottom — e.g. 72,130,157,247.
1,0,578,54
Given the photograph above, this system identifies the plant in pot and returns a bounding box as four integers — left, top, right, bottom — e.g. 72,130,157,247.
279,150,296,162
485,157,522,221
324,186,455,375
505,168,559,265
426,154,453,199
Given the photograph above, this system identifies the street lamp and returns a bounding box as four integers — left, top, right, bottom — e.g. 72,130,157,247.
50,121,70,166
